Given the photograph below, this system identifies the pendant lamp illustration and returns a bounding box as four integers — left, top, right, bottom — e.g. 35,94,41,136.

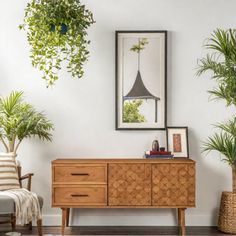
124,38,160,122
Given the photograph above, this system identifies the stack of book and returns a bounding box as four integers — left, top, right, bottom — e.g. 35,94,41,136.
145,150,174,159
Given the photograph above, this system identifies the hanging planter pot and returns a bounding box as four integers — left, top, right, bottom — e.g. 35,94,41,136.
60,23,68,34
19,0,95,87
50,23,68,34
50,24,56,32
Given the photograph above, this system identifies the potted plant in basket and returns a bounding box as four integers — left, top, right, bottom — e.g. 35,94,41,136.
197,28,236,234
19,0,95,87
0,91,53,154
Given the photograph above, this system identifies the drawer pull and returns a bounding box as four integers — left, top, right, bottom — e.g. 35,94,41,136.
71,194,89,197
70,173,89,176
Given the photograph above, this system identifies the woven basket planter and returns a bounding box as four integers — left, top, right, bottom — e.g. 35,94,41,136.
234,168,236,195
218,191,236,234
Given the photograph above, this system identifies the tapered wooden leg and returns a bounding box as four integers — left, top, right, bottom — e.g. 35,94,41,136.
11,214,16,231
66,208,70,227
177,208,181,226
28,221,33,230
37,219,42,236
178,208,186,236
61,208,67,236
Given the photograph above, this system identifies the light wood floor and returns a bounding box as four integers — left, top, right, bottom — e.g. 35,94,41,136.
0,226,234,235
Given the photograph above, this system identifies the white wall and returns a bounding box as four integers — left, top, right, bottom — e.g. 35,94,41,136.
0,0,235,226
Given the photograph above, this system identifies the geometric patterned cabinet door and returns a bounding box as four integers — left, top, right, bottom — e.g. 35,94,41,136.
109,163,151,206
152,163,195,207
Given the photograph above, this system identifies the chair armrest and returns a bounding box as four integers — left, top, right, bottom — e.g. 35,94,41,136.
20,173,34,180
19,173,34,191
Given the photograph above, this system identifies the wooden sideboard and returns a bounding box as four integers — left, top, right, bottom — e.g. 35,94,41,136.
52,158,195,235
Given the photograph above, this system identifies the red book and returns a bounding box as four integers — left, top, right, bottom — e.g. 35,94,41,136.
149,151,171,155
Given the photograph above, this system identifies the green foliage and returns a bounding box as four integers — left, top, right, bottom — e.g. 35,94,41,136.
0,91,54,153
20,0,95,87
198,28,236,192
198,28,236,165
123,100,146,123
130,38,149,53
202,117,236,168
197,29,236,106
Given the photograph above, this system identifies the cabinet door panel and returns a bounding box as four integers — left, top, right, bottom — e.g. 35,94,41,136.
152,163,195,206
108,163,151,206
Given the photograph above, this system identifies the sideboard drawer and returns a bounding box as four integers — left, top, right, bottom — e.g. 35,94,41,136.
53,186,107,206
53,164,107,184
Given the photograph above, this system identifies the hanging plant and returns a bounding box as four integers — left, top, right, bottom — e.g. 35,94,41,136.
19,0,95,87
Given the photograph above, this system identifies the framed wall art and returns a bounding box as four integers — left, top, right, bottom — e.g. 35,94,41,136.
115,31,167,130
167,127,189,158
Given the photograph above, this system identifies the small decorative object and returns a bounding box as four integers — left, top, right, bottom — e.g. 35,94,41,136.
197,29,236,234
167,127,189,158
145,143,173,159
19,0,95,87
152,140,159,151
0,91,54,154
145,150,173,159
115,31,167,130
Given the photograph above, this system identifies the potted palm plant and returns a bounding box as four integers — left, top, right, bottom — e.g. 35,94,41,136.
0,91,53,154
197,29,236,233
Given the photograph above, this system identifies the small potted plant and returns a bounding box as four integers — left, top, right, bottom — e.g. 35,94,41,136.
19,0,95,87
197,28,236,234
0,91,54,154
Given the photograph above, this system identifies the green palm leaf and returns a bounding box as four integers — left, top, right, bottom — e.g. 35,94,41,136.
197,28,236,106
202,118,236,168
0,91,54,153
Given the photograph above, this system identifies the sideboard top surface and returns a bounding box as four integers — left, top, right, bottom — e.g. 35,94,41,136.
52,157,195,164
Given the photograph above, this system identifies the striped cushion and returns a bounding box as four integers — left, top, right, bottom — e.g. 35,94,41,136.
0,153,20,190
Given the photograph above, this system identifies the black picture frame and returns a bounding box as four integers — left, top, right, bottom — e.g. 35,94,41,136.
115,30,167,130
166,126,189,158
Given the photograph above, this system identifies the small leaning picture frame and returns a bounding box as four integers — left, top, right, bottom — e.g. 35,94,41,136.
166,127,189,158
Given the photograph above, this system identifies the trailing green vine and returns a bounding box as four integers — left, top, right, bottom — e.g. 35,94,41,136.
20,0,95,86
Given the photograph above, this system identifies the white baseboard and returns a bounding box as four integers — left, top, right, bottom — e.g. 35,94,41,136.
42,213,216,226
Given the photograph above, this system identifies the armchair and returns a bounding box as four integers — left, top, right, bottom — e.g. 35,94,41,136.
0,165,43,236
